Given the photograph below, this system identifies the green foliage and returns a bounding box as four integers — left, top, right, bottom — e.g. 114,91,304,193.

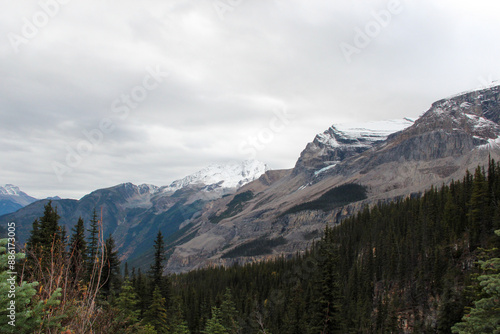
26,201,64,265
170,295,191,334
150,231,166,287
310,227,345,333
115,278,140,325
87,208,100,279
452,230,500,333
210,190,254,224
220,289,240,334
221,237,287,259
101,234,121,297
149,230,171,308
0,239,62,333
204,307,229,334
282,183,367,215
69,216,88,279
144,286,169,333
173,159,500,333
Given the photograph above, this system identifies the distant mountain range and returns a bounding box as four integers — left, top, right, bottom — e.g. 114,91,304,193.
2,85,500,273
0,160,269,268
0,184,37,216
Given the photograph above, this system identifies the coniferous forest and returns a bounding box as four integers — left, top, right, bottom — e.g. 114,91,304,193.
2,160,500,333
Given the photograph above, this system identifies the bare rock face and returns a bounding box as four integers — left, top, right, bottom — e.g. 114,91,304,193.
349,86,500,174
293,119,414,177
165,85,500,273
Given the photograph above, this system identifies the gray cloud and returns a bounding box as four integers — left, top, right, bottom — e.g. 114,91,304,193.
1,0,500,199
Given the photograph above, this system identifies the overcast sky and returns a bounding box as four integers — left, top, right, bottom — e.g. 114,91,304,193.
1,0,500,199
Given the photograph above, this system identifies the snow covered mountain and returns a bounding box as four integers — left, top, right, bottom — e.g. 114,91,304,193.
162,160,269,193
294,118,415,175
162,84,500,273
0,184,37,215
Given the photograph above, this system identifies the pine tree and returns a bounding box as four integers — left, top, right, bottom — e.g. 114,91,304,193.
220,288,240,334
87,209,100,280
69,217,88,280
452,230,500,333
170,295,190,334
149,231,171,305
311,227,345,334
0,239,62,333
204,306,228,334
468,167,489,248
144,286,169,333
124,261,129,278
26,201,62,255
25,201,64,274
115,278,140,325
101,234,121,297
135,268,149,318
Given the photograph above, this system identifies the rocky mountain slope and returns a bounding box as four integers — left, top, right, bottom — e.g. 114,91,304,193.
0,161,268,264
3,86,500,273
163,85,500,272
293,118,414,176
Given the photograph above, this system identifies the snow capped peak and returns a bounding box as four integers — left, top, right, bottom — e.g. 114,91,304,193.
444,83,500,100
138,184,160,194
163,160,269,192
0,184,23,196
0,184,38,208
315,118,415,148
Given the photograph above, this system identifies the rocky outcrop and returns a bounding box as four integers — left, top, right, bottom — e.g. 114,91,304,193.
165,85,500,273
293,119,414,176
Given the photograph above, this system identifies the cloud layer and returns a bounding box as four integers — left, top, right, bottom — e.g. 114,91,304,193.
1,0,500,198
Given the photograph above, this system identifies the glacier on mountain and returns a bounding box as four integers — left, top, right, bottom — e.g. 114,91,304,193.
162,160,269,192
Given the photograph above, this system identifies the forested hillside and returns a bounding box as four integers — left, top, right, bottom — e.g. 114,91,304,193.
2,160,500,333
171,159,500,333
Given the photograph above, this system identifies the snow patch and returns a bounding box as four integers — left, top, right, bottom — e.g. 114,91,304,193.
444,83,500,100
478,136,500,150
0,184,23,196
163,160,269,192
314,164,337,176
315,118,414,148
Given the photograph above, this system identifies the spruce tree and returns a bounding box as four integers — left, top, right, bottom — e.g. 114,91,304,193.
101,234,121,297
170,295,190,334
220,288,240,334
69,217,88,280
0,239,62,333
452,230,500,333
204,306,228,334
115,278,140,325
150,231,166,285
311,227,345,334
87,209,100,279
25,201,64,272
27,201,62,254
144,286,169,333
468,167,489,248
135,268,148,318
149,230,171,305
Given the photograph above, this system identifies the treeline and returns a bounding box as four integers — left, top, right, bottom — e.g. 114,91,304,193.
2,159,500,333
0,204,188,333
170,159,500,333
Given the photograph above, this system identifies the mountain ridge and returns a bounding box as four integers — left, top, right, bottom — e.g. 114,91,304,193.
163,84,500,272
0,184,38,216
2,85,500,273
